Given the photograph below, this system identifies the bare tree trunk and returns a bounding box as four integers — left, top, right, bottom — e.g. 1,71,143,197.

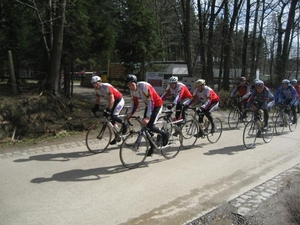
222,0,243,91
181,0,193,77
250,0,259,79
8,50,18,95
197,0,207,80
241,0,251,78
50,0,66,96
275,0,297,83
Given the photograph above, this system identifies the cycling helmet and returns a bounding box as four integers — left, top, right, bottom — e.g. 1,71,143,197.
255,80,264,87
91,76,101,83
125,74,137,83
282,79,290,84
291,79,298,84
168,76,178,84
195,79,206,86
239,76,246,82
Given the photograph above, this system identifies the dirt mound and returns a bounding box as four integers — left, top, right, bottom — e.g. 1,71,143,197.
0,84,98,144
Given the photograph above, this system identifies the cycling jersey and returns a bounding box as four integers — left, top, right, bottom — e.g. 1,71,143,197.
278,85,298,106
94,83,123,101
161,82,192,104
130,81,163,118
230,83,251,99
247,86,274,109
187,86,220,110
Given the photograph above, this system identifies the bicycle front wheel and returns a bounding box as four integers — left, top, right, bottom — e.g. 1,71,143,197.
243,121,258,149
274,114,285,135
262,125,273,143
180,119,199,149
207,117,223,143
120,132,149,169
161,123,181,159
86,122,112,154
228,108,239,129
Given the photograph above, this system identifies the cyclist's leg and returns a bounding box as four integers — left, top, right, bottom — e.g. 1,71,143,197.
291,105,297,124
242,99,248,118
204,102,218,133
263,108,269,127
110,98,125,144
175,102,182,120
146,106,169,147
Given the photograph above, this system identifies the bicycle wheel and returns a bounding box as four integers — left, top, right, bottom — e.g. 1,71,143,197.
161,123,181,159
228,108,239,129
119,132,149,169
288,114,297,132
262,124,273,143
180,119,199,149
207,117,223,143
274,114,285,135
86,122,112,154
243,121,258,149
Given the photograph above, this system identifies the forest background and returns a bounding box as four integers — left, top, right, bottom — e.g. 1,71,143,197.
0,0,299,142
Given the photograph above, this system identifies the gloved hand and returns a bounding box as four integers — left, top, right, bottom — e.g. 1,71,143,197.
103,108,112,117
196,108,202,113
167,104,173,110
91,104,99,114
183,104,189,110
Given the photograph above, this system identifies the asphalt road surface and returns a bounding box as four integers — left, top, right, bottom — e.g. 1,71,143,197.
1,85,300,225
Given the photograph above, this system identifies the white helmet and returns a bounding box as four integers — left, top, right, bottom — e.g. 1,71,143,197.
195,79,205,86
291,79,298,84
168,76,178,84
91,76,101,83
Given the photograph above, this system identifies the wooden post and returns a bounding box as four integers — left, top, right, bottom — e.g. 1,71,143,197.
8,50,18,95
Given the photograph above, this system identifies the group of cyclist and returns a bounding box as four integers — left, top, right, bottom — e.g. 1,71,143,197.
229,77,299,131
90,74,220,156
90,73,299,155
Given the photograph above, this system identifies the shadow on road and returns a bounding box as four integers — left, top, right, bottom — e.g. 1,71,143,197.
203,144,249,155
13,146,122,163
30,158,164,183
13,151,93,162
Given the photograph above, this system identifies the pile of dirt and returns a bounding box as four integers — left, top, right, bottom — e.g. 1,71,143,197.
0,84,98,144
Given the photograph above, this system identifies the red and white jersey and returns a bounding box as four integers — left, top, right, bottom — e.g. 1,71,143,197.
94,83,122,101
161,82,192,104
130,81,162,118
188,86,220,109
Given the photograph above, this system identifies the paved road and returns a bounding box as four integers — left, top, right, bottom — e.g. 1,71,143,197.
1,85,300,225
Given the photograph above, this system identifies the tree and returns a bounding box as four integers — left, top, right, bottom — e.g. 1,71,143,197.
116,0,160,79
275,0,298,83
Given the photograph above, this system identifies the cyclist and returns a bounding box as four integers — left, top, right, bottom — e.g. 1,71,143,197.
185,79,220,137
277,79,298,124
161,76,192,122
291,79,300,113
229,76,251,120
125,74,169,157
247,80,275,131
91,75,126,145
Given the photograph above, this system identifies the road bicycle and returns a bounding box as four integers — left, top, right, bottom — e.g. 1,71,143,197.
227,97,254,129
243,109,274,149
119,107,182,169
180,103,223,149
86,106,141,154
274,104,298,135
